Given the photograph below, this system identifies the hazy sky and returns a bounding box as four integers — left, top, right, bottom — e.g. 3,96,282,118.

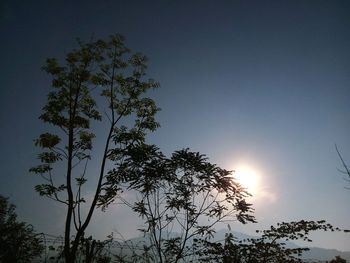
1,0,350,251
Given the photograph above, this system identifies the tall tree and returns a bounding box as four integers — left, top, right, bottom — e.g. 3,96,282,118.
30,34,159,263
100,145,256,263
0,195,44,262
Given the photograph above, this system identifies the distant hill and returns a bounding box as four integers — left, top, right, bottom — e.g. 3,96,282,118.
302,247,350,262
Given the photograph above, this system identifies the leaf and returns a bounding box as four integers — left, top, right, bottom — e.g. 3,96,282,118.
29,164,52,174
38,151,62,163
75,177,87,186
34,133,61,148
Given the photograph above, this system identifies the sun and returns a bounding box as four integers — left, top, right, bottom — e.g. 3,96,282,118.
231,166,259,195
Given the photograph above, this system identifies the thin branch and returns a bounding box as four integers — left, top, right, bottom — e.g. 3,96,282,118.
52,146,68,160
103,109,112,124
48,168,68,205
335,144,350,177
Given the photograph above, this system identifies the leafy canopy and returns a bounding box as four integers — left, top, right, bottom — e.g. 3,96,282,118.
100,144,256,262
30,34,160,263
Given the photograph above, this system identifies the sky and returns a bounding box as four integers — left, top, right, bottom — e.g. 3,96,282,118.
1,0,350,251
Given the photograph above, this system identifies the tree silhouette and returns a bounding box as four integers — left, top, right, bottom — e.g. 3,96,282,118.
196,220,345,263
330,255,347,263
30,34,159,263
0,195,44,262
100,145,256,262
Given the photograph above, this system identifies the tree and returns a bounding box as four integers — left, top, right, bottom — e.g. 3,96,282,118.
30,34,160,263
196,220,345,263
0,195,44,262
76,235,113,263
330,255,347,263
100,145,256,263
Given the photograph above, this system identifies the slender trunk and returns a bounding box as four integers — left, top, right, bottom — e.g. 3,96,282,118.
64,106,75,263
70,111,114,260
68,133,111,261
174,209,190,263
64,74,84,263
66,57,118,262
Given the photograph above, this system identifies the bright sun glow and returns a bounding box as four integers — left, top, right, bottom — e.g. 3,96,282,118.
232,166,259,195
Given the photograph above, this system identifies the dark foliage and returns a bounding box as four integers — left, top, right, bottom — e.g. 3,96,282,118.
31,34,159,263
0,195,43,262
195,220,346,263
101,145,256,262
330,255,347,263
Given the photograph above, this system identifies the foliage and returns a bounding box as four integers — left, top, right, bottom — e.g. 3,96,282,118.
30,34,159,262
329,255,347,263
100,145,256,263
76,235,113,263
195,220,346,263
0,195,44,262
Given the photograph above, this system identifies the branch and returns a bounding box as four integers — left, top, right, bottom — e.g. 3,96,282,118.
335,144,350,177
48,168,68,205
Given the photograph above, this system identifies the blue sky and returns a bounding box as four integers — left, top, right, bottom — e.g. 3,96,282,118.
1,0,350,251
